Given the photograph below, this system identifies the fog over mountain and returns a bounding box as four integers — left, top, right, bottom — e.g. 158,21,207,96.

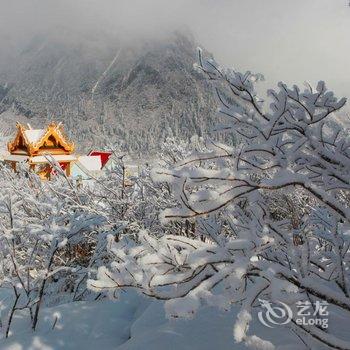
0,0,348,91
0,0,349,151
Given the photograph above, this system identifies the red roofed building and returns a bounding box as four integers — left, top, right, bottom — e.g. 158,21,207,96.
88,150,112,168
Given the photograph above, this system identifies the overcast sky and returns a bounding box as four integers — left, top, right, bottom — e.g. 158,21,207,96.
0,0,349,97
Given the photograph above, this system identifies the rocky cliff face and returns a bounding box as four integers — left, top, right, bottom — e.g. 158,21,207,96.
0,30,218,153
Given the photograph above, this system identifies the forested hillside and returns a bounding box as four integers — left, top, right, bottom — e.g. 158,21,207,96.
0,30,218,153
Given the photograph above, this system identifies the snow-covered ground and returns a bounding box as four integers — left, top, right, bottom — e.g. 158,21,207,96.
0,291,300,350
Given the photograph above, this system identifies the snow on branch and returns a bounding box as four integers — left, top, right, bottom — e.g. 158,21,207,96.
90,50,350,349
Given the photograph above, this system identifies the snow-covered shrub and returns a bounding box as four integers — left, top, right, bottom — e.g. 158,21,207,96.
0,154,174,338
0,165,110,335
89,50,350,349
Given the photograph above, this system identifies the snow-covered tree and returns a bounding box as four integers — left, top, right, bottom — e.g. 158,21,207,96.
89,50,350,349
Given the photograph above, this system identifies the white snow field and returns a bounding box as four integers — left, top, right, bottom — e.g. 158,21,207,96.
0,291,301,350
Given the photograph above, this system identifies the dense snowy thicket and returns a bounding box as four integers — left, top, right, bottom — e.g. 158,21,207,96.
88,50,350,349
0,140,200,339
1,49,350,350
0,166,104,335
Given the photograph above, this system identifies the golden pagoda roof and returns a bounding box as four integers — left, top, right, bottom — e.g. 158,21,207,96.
8,122,75,156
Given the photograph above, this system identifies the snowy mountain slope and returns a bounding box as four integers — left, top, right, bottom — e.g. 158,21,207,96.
0,30,218,153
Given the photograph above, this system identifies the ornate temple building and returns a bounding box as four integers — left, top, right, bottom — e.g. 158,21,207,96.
4,122,77,180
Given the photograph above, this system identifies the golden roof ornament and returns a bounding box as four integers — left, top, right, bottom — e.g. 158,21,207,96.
8,122,75,156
